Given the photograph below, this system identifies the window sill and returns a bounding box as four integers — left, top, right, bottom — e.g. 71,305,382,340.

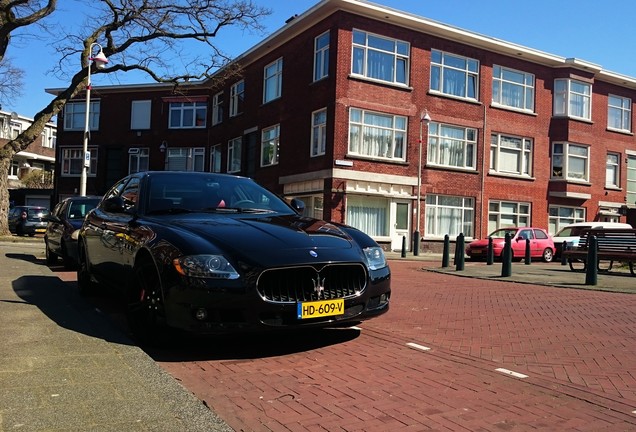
606,127,633,136
549,178,591,186
427,90,481,105
488,171,535,181
425,163,478,173
604,185,622,191
347,154,408,165
489,103,537,116
347,74,413,91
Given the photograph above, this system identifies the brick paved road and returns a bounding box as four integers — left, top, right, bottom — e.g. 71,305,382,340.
151,260,636,431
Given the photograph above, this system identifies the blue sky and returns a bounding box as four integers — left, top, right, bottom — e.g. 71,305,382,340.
6,0,636,118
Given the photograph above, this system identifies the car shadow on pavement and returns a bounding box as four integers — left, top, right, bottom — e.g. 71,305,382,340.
146,327,362,362
10,273,135,347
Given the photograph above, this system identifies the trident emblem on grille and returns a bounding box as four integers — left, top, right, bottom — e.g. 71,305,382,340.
312,276,326,298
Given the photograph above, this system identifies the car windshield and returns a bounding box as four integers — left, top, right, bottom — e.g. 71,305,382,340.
488,228,519,238
554,226,590,237
145,174,295,215
67,199,100,220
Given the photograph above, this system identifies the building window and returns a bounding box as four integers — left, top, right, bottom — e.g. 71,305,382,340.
553,79,591,120
314,31,329,81
64,101,100,131
425,194,474,238
348,108,406,161
128,148,149,174
430,50,479,100
131,100,151,130
346,195,389,237
229,80,244,117
261,124,280,167
551,142,589,181
263,58,283,103
8,160,19,178
212,92,223,126
61,147,97,176
608,94,631,132
606,152,620,188
427,123,476,170
490,133,533,176
165,147,205,171
492,65,534,112
311,108,327,157
168,101,206,129
548,206,585,234
295,195,324,219
487,201,530,233
210,144,221,173
351,29,409,86
227,137,242,173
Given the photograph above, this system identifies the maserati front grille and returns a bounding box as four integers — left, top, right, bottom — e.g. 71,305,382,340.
257,263,367,303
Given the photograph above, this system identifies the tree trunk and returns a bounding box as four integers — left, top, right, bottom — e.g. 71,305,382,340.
0,156,11,235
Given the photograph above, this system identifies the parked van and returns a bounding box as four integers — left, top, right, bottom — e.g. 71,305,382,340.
553,221,633,256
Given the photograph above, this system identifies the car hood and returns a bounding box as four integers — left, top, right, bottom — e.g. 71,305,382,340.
164,214,359,264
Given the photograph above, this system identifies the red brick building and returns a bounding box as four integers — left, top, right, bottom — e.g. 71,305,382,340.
48,0,636,251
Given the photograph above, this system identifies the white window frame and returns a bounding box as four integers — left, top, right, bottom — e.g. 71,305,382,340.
227,137,242,173
311,108,327,157
548,205,586,235
487,201,531,233
261,124,280,167
210,144,222,173
351,29,409,86
551,142,589,182
263,58,283,103
606,152,620,188
430,49,479,101
346,195,390,238
212,92,223,126
425,194,474,238
165,147,205,171
427,122,477,170
168,101,207,129
490,133,533,177
229,80,244,117
128,147,149,174
61,147,98,177
607,94,631,132
131,100,151,130
64,100,100,131
348,108,406,161
492,65,535,112
553,78,591,120
314,31,330,82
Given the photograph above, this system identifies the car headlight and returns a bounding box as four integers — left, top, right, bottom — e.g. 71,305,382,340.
363,246,387,270
173,255,240,279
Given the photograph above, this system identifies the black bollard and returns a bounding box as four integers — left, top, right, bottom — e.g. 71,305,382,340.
401,235,406,258
455,233,465,271
486,236,494,265
560,241,568,265
524,238,531,265
501,232,512,277
442,234,450,267
585,235,598,285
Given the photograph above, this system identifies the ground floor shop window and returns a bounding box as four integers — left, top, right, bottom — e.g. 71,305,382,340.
548,205,585,234
425,194,474,238
346,195,389,237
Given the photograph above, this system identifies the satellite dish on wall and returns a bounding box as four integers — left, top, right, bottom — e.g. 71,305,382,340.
10,112,18,119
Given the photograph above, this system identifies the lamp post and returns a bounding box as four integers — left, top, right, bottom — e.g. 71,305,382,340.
414,110,431,256
80,43,108,196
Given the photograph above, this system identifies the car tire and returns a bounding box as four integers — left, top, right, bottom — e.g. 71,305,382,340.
542,248,554,263
126,257,167,346
77,243,98,296
45,242,58,266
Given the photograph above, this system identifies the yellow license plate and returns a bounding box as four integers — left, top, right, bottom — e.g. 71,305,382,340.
297,299,344,319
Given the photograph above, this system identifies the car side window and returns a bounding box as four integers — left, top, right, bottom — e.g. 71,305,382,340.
518,229,533,240
120,178,140,211
534,229,548,240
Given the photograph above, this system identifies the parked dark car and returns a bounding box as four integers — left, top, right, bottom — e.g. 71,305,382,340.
44,196,101,268
465,227,555,262
8,206,50,236
77,171,391,343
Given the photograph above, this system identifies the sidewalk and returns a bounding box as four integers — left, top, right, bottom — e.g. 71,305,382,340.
0,240,232,431
386,250,636,294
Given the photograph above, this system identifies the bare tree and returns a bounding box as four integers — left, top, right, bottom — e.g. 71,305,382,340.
0,0,271,235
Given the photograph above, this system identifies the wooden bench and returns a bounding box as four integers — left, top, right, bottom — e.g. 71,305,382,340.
561,228,636,275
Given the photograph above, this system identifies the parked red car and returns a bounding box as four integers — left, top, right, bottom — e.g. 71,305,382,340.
465,227,555,262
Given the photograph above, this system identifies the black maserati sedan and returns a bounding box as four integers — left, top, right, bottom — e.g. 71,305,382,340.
77,171,390,343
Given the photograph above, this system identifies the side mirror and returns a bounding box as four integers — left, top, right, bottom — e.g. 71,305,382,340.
290,198,305,215
103,196,126,213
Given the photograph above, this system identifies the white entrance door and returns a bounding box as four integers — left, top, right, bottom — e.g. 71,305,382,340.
627,154,636,206
391,201,411,251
